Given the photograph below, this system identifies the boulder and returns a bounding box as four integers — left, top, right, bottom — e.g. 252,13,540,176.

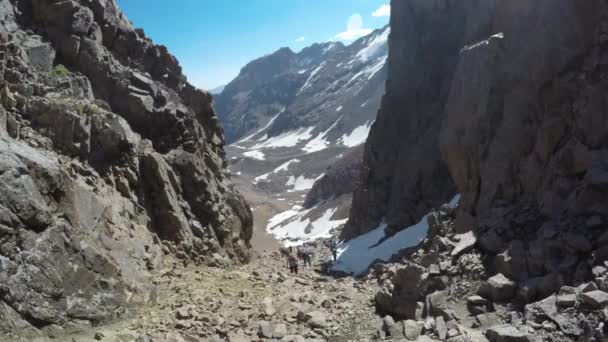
486,325,530,342
257,321,273,338
579,290,608,309
382,315,404,338
479,274,517,302
403,319,421,341
435,316,447,340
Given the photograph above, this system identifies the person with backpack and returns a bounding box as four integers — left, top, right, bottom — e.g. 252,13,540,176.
302,244,313,268
328,239,338,262
287,253,298,274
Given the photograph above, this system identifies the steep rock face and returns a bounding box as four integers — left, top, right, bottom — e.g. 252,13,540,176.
343,1,459,239
439,0,607,283
348,0,608,287
304,146,363,208
0,0,251,336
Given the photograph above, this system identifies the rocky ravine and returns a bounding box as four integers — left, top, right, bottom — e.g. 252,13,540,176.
0,0,251,338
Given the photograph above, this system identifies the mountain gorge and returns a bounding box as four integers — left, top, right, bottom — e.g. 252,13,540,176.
216,27,388,246
2,0,608,341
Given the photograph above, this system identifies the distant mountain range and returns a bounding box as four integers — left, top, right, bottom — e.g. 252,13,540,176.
214,26,389,246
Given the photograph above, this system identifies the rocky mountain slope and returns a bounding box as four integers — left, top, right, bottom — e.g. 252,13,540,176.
216,27,388,246
0,0,251,338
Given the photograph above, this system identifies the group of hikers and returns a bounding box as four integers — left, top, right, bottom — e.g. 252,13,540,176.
279,239,339,275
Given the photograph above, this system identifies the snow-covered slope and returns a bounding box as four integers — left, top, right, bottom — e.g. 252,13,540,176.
331,195,462,275
217,27,389,246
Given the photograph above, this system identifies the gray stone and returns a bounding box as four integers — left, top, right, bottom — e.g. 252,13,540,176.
382,315,404,338
272,323,288,338
579,290,608,309
403,319,421,341
486,325,530,342
479,274,516,302
435,316,447,340
257,321,273,338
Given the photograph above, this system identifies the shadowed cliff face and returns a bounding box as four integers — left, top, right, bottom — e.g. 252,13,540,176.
0,0,251,335
343,0,461,240
346,0,608,283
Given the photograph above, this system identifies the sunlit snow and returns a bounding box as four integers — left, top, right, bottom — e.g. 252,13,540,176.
331,194,462,275
303,117,342,153
286,174,325,191
356,26,390,62
339,121,373,147
252,127,314,149
297,62,325,95
243,150,265,160
274,159,301,173
267,206,348,247
253,159,301,184
236,108,285,144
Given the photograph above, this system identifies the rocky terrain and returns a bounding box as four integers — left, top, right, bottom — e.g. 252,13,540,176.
217,27,388,246
0,0,251,338
6,246,383,342
3,0,608,341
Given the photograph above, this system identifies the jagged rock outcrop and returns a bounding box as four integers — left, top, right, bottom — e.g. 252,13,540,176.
303,146,363,208
0,0,251,338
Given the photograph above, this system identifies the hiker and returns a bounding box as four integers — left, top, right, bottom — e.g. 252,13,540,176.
328,239,338,262
287,253,298,274
302,244,313,267
296,247,304,261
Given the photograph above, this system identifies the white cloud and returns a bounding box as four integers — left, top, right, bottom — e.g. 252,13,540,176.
372,4,390,17
334,14,373,41
295,36,306,43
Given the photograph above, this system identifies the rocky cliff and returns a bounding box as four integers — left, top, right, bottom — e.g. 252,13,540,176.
346,0,608,254
0,0,251,337
343,0,608,342
345,0,608,338
343,2,458,240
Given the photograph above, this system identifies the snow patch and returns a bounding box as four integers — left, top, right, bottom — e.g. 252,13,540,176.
303,116,342,153
236,108,285,144
254,159,302,184
297,62,325,95
331,194,462,275
267,206,347,247
252,127,314,149
243,150,265,160
356,27,390,62
339,121,373,147
274,159,301,173
286,174,325,192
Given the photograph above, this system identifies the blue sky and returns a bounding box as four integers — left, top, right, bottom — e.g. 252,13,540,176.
115,1,390,90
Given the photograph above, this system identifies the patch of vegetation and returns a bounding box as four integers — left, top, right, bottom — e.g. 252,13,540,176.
50,64,70,78
75,102,100,116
